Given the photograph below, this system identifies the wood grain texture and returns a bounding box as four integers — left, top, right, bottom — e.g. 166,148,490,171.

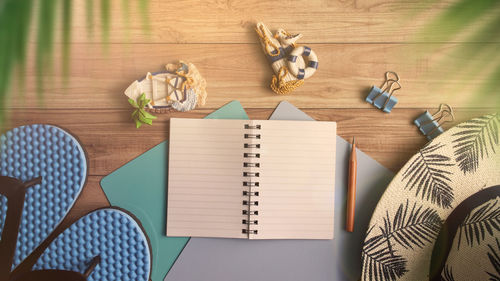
8,0,499,229
33,0,500,44
15,106,490,225
11,42,499,109
6,107,493,174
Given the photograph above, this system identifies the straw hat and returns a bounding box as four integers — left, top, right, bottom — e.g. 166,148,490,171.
361,113,500,281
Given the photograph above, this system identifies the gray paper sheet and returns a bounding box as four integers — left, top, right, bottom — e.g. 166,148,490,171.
165,101,394,281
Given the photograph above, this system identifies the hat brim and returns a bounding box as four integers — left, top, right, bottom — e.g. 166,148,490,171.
361,113,500,281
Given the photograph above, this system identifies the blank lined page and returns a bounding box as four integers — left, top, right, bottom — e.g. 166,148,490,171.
167,118,336,240
253,120,336,239
167,118,248,238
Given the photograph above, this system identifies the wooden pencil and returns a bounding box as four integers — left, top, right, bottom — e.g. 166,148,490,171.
346,137,357,232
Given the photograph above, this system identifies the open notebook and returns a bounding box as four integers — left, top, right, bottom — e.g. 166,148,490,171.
167,118,336,239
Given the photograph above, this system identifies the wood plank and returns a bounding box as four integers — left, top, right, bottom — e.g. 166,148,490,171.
32,0,500,44
5,107,494,174
11,43,500,109
71,176,110,219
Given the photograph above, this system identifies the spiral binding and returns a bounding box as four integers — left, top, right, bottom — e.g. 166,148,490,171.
242,123,261,236
243,153,260,158
244,134,261,139
244,144,261,148
244,124,261,129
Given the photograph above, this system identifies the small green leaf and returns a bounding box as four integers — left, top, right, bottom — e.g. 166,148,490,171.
138,113,153,125
131,109,138,118
128,98,139,108
139,100,151,108
140,109,157,119
138,93,151,107
129,93,157,128
135,119,142,128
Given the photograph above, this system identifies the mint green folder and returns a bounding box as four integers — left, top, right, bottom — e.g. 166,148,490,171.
100,101,249,281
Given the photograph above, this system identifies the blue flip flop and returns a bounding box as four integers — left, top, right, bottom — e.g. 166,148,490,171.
29,208,151,281
0,178,151,281
0,124,87,269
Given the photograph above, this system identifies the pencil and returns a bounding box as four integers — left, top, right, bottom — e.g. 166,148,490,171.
346,137,357,232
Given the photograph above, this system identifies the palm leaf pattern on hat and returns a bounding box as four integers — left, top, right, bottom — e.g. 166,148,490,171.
441,265,456,281
361,227,407,281
487,238,500,281
402,143,455,208
380,200,442,250
457,198,500,249
361,201,441,281
452,113,500,174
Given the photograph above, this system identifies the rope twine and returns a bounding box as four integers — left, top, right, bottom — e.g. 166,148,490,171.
256,23,304,94
274,30,297,48
255,25,281,57
270,66,304,95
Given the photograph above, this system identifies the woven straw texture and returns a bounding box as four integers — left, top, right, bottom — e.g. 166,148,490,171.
361,113,500,281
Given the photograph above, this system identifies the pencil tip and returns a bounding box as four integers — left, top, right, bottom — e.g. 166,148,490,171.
352,137,355,145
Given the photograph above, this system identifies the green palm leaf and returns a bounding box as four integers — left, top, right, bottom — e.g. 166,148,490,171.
0,0,33,124
86,0,94,37
380,200,442,250
100,0,111,44
362,228,408,281
487,238,500,281
410,0,500,109
61,0,72,78
457,198,500,249
453,114,500,174
0,0,150,129
402,143,455,208
36,0,58,96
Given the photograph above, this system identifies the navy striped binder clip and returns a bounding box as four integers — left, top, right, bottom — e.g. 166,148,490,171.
414,104,455,140
365,71,401,113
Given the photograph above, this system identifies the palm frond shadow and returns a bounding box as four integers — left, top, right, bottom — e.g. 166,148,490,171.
429,14,500,98
362,200,442,281
406,0,500,109
0,0,151,128
479,64,500,108
417,0,500,43
457,198,500,249
487,238,500,281
402,143,455,208
452,114,500,174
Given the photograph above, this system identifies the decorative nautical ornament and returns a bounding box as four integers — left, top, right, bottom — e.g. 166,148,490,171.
124,61,207,113
255,22,319,95
287,46,318,80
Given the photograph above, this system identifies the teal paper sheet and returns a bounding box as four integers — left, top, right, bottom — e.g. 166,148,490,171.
100,101,249,281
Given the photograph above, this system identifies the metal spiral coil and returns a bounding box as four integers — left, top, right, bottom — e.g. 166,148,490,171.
242,123,261,236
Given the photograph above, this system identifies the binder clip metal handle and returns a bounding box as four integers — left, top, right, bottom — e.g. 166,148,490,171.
414,104,455,140
366,71,401,113
414,104,452,127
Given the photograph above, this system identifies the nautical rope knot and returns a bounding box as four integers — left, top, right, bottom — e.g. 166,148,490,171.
271,66,304,95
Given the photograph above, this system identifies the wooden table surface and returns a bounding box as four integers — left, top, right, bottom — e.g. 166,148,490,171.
7,0,497,225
